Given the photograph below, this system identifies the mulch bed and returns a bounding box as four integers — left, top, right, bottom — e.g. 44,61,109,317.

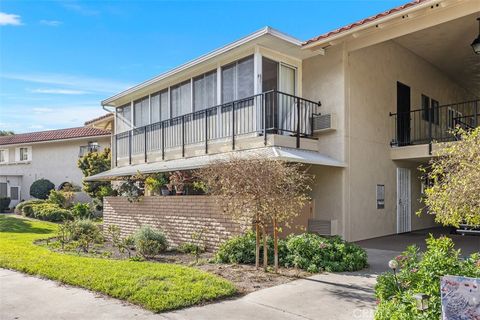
37,238,310,294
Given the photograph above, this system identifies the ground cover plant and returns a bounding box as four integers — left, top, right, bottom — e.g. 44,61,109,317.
374,236,480,320
0,215,236,312
215,231,368,273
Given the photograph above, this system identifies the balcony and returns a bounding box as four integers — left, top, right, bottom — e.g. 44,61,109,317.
113,90,320,167
390,99,480,149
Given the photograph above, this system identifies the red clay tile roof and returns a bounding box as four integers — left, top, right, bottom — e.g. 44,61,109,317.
303,0,430,45
0,127,111,146
84,113,114,126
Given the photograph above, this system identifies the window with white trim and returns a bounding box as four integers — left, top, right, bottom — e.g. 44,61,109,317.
116,104,132,133
19,147,29,161
134,97,149,127
193,70,217,111
170,80,192,118
0,149,8,163
221,55,254,103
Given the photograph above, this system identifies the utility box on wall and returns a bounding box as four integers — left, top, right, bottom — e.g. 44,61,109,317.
376,184,385,209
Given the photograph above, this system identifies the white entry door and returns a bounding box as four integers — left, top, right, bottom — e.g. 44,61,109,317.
396,168,412,233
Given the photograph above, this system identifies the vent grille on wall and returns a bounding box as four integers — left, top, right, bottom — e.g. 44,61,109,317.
313,113,336,132
307,219,332,236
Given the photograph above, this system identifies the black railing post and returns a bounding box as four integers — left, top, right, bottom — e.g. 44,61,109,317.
144,127,147,163
182,115,185,157
161,122,165,160
205,110,208,154
428,110,433,155
296,97,301,148
263,93,267,146
232,102,235,150
475,100,478,128
128,130,132,165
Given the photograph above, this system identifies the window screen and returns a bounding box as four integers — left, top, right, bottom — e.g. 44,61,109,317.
222,63,235,103
134,97,149,127
194,70,217,111
221,56,254,103
236,56,254,99
116,104,132,133
0,150,5,163
151,93,161,124
171,80,191,118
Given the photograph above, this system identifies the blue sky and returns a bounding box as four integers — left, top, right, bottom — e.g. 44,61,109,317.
0,0,406,133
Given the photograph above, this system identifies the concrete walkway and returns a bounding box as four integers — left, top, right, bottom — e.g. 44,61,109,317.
0,248,397,320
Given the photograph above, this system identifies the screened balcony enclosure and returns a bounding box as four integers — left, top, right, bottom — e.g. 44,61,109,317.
114,90,320,166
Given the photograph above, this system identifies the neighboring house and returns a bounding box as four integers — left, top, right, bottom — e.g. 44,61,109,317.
0,125,111,207
88,0,479,242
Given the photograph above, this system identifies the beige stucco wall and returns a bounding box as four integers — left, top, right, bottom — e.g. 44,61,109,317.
0,136,110,202
303,44,347,163
344,39,471,241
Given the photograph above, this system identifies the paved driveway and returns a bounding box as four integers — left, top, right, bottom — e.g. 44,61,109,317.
0,248,396,320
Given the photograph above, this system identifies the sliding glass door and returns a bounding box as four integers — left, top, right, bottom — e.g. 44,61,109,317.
262,57,297,134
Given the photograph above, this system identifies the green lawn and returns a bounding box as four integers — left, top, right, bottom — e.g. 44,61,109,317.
0,215,236,312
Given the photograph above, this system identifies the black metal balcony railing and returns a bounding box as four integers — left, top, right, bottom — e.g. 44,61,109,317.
390,99,480,147
114,90,320,166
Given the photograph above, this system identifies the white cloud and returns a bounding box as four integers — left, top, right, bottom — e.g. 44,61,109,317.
30,88,89,95
33,107,55,113
62,1,99,16
2,72,132,94
0,12,23,26
29,125,45,129
40,20,62,27
1,104,106,133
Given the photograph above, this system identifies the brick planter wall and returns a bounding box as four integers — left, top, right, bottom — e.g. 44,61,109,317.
103,196,244,251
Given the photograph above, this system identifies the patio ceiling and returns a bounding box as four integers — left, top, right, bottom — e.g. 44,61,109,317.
394,12,480,97
85,146,345,181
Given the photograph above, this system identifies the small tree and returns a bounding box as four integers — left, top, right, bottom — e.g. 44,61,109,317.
420,127,480,227
78,148,113,207
196,157,312,271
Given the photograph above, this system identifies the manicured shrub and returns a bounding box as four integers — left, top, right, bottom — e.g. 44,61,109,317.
216,232,367,273
30,179,55,200
0,197,11,212
284,234,367,272
71,203,93,219
133,225,168,258
215,231,288,265
15,199,45,215
30,203,72,222
375,236,480,320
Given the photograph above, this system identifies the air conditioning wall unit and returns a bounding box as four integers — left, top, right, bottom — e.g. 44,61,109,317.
313,113,337,133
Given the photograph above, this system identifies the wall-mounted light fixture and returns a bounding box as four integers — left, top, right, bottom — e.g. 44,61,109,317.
471,18,480,55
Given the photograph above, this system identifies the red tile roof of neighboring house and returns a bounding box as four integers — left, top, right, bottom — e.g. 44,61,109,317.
303,0,430,45
84,113,114,126
0,127,111,146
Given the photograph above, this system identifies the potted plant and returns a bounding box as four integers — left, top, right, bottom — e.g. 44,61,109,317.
168,171,191,195
144,173,169,196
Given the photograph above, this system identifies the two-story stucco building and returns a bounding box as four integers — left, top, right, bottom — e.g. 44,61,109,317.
87,0,479,242
0,118,112,207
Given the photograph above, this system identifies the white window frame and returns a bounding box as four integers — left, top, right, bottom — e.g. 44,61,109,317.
15,146,32,162
0,149,8,163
